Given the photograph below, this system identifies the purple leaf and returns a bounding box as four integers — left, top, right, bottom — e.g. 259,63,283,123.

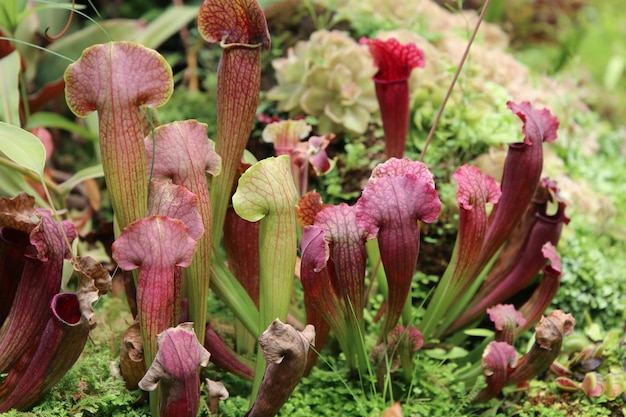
145,120,219,342
0,207,76,374
198,0,270,249
360,37,425,159
65,41,173,229
112,216,198,367
472,341,518,403
477,101,559,270
356,158,440,337
0,292,90,411
139,323,211,417
508,310,575,385
245,320,314,417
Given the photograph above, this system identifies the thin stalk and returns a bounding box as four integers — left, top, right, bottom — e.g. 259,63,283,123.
419,0,492,162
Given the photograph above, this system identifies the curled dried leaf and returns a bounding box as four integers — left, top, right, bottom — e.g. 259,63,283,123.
508,310,575,385
119,322,145,391
73,256,112,326
0,193,37,233
139,323,211,416
245,320,314,417
205,378,229,415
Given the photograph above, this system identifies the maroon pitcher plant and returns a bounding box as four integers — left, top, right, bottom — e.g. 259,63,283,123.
476,101,559,272
64,41,174,230
516,242,564,334
450,193,569,333
419,164,501,339
145,120,221,344
473,310,575,403
0,195,76,374
112,181,204,368
356,158,441,339
139,323,211,417
300,203,369,372
197,0,271,249
360,37,425,159
0,194,99,411
0,293,90,412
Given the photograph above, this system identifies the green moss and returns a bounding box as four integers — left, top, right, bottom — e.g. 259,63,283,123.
1,295,149,416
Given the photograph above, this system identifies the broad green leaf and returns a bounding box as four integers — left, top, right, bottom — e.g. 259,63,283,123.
58,164,103,194
0,121,46,177
26,111,98,142
134,6,199,50
0,0,19,33
0,51,21,125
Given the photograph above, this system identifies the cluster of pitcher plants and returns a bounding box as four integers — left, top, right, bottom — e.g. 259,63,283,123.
0,0,576,415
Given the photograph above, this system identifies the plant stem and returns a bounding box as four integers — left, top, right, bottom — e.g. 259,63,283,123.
419,0,492,162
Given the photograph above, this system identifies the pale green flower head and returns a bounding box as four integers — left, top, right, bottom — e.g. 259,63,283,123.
267,30,379,135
